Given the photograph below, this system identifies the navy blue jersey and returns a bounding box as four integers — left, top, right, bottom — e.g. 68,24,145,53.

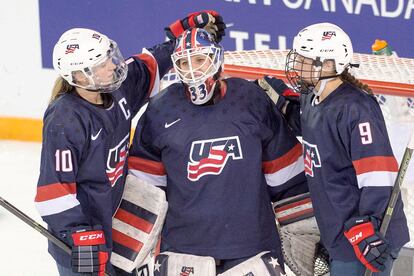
298,82,409,261
35,41,174,268
128,78,308,259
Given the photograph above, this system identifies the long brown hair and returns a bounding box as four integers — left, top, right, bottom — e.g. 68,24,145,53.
49,77,75,104
340,69,373,95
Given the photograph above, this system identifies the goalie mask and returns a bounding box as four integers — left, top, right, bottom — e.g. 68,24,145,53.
172,28,224,105
285,23,353,95
53,28,128,93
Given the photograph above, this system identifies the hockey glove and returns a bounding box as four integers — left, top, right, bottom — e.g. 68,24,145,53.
344,216,391,272
256,76,299,112
69,225,109,276
165,10,226,42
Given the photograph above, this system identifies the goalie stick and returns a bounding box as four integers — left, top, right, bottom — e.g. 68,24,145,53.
0,196,113,276
364,131,414,276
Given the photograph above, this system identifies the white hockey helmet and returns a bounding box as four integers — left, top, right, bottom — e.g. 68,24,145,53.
53,28,128,93
285,23,353,94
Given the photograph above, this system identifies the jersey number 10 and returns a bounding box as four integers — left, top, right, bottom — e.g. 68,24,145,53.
55,149,73,172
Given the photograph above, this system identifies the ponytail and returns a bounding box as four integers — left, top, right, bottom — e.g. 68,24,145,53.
49,77,74,104
340,69,373,95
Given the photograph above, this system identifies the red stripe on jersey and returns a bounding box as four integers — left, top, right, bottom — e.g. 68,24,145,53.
353,156,398,175
128,156,166,176
114,208,154,234
262,143,302,174
112,228,144,253
135,53,158,96
35,182,76,202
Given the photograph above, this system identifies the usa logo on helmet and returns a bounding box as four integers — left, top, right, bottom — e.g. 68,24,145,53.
65,44,79,54
303,140,321,177
187,136,243,181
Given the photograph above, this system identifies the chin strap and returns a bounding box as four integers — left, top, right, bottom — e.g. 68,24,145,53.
311,77,335,106
314,76,337,97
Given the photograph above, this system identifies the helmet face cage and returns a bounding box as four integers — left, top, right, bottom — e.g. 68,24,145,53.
72,41,128,93
172,46,223,84
285,50,323,94
285,23,354,95
171,28,224,105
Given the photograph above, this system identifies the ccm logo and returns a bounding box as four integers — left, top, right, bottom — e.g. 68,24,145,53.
349,232,363,243
80,233,103,241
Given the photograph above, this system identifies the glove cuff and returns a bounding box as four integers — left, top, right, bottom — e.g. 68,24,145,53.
167,19,185,39
72,229,106,246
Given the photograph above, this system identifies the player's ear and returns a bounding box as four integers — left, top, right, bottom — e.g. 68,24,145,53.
321,60,336,74
72,71,89,86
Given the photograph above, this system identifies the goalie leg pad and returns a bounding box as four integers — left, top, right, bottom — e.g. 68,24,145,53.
273,193,329,276
217,251,284,276
111,174,168,273
154,252,216,276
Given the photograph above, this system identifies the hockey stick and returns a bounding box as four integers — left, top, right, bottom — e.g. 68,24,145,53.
0,196,112,276
364,131,414,276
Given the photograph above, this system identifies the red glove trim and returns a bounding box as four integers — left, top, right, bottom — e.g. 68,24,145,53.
351,245,380,272
98,251,109,276
186,12,198,28
169,19,185,38
344,221,379,272
72,230,106,246
282,88,299,98
344,221,375,245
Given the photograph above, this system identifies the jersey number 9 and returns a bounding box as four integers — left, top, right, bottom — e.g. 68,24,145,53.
358,122,373,145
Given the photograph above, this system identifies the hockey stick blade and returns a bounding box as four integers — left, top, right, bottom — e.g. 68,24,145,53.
364,131,414,276
0,197,113,276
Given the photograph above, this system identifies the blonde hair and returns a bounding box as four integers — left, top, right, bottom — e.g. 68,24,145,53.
340,69,373,95
49,77,75,104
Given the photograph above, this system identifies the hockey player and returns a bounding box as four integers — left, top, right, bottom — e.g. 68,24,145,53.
127,27,308,275
259,23,409,275
35,11,225,276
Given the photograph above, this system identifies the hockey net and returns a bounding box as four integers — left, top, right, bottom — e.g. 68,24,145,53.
161,50,414,248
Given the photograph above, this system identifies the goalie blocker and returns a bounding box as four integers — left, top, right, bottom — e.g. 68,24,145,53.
110,174,168,273
273,193,329,276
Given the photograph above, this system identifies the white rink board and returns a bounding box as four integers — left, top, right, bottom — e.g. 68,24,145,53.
0,141,58,275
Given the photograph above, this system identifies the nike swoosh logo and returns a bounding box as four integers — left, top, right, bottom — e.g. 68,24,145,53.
165,118,181,128
91,128,103,140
